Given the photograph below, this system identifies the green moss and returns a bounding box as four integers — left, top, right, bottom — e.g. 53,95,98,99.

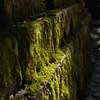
61,11,69,44
53,15,61,52
27,83,40,95
82,13,91,26
0,34,22,97
60,50,72,100
61,12,66,30
71,24,91,99
67,4,81,35
0,93,3,100
11,0,47,23
0,3,91,100
16,17,61,96
20,17,65,97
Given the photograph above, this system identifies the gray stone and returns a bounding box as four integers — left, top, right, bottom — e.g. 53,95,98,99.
58,54,67,67
37,18,42,21
91,57,95,63
89,81,97,87
13,25,16,27
50,68,55,71
56,12,62,16
9,94,13,100
90,87,100,92
93,70,100,74
61,55,66,63
92,78,100,83
94,65,100,67
15,86,28,99
27,95,36,99
58,63,63,67
95,67,100,70
85,96,96,100
29,15,34,18
94,69,100,74
41,12,47,16
15,89,27,99
38,86,44,92
23,21,26,23
92,92,100,97
92,73,100,79
62,6,73,14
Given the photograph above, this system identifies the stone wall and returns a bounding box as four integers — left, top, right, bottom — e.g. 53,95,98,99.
0,0,85,30
0,3,91,100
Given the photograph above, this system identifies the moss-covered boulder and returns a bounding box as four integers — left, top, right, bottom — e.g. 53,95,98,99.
0,3,91,100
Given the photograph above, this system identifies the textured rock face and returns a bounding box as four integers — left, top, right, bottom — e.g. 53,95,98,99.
0,34,22,100
0,2,91,100
0,0,47,30
3,80,17,100
0,0,85,30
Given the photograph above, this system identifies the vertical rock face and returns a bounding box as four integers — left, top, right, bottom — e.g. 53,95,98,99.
0,0,85,30
0,1,91,100
0,34,22,100
0,0,47,30
3,80,17,100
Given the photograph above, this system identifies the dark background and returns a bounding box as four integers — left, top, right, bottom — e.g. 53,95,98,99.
85,0,100,19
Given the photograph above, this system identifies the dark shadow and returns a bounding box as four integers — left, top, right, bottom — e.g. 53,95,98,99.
85,0,100,19
46,0,54,10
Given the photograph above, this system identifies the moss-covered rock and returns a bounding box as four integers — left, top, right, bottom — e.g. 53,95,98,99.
0,33,22,98
0,3,91,100
0,0,86,30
